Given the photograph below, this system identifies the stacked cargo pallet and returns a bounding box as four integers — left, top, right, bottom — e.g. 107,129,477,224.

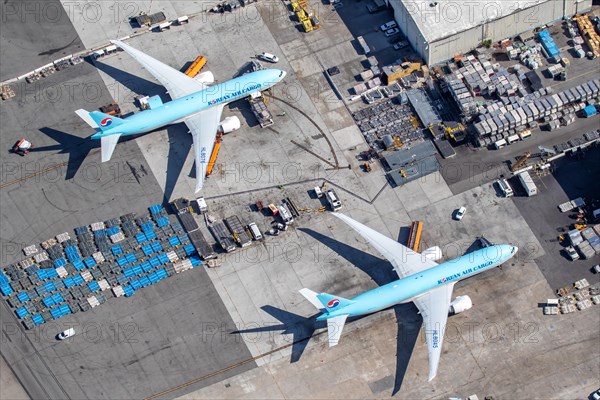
473,78,600,146
573,14,600,59
0,204,204,329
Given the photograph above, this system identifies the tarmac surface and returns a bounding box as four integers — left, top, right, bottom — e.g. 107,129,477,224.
1,1,599,399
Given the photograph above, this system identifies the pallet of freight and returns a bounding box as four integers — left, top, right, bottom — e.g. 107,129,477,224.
87,296,100,308
90,222,104,231
55,266,68,278
33,252,48,263
41,238,57,249
81,271,93,282
576,299,592,310
92,251,105,263
23,245,38,256
574,278,589,290
56,232,71,243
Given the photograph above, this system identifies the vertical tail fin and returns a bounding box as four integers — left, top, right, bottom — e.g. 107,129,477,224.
88,111,125,131
76,109,125,131
299,289,354,312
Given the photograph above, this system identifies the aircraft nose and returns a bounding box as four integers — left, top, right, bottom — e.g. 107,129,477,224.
511,245,518,255
278,70,286,80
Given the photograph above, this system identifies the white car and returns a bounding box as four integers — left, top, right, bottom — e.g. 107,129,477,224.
384,28,400,37
565,246,579,261
455,207,466,220
380,21,397,31
57,328,75,340
258,52,279,63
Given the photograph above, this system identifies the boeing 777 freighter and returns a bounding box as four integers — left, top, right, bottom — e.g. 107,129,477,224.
76,40,286,192
299,213,518,381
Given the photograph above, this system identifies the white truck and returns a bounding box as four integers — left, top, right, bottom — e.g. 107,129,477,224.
326,189,342,211
518,171,537,196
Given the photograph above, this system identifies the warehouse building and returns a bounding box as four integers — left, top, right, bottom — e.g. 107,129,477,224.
387,0,593,65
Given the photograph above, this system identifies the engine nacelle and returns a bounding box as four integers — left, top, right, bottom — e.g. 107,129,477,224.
448,295,472,316
195,71,215,84
422,246,442,261
219,116,241,134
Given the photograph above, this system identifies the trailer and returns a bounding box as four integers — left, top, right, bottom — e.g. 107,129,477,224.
248,92,273,127
224,215,252,247
209,222,236,252
518,171,537,196
188,230,216,260
131,12,166,27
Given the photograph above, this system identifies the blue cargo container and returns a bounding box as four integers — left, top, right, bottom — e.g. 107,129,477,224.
538,30,560,59
582,105,597,117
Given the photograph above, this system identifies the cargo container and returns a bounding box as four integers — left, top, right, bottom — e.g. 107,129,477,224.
582,105,597,118
567,229,583,246
518,171,537,196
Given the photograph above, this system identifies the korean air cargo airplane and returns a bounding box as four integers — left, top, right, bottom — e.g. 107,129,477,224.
299,213,518,381
76,40,286,192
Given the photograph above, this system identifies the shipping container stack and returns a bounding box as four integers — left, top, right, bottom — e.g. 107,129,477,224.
0,204,203,329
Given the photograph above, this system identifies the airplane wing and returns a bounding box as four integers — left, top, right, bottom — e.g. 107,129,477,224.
111,40,205,99
332,213,438,279
184,105,225,193
413,283,455,381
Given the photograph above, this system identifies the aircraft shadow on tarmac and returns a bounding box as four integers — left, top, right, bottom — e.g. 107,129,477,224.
34,59,199,203
233,228,423,396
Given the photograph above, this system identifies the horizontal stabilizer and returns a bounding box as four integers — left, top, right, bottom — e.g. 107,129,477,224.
299,288,323,310
101,134,122,162
327,314,348,347
75,109,99,129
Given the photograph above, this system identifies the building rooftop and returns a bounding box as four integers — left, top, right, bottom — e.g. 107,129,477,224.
402,0,549,43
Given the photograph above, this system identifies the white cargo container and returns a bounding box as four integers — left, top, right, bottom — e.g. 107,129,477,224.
518,171,537,196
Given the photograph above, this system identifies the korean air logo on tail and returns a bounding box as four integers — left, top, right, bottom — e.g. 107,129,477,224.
100,117,113,127
327,299,340,308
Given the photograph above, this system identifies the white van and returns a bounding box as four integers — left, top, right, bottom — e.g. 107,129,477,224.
496,179,514,197
258,52,279,63
196,197,208,213
314,186,323,198
247,223,262,240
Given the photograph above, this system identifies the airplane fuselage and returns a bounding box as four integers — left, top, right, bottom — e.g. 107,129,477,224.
91,69,284,139
317,244,517,321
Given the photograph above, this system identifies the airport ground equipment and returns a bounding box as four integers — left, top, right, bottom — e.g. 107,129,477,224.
406,221,423,252
184,55,207,77
12,138,33,156
248,92,273,127
209,221,236,253
99,102,121,117
291,0,320,32
224,216,252,247
511,152,531,172
0,204,207,329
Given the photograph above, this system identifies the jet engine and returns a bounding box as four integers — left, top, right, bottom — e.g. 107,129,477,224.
448,295,472,316
219,116,241,134
422,246,442,261
195,71,215,84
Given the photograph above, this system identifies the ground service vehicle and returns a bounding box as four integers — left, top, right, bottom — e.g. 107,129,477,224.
455,207,467,220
